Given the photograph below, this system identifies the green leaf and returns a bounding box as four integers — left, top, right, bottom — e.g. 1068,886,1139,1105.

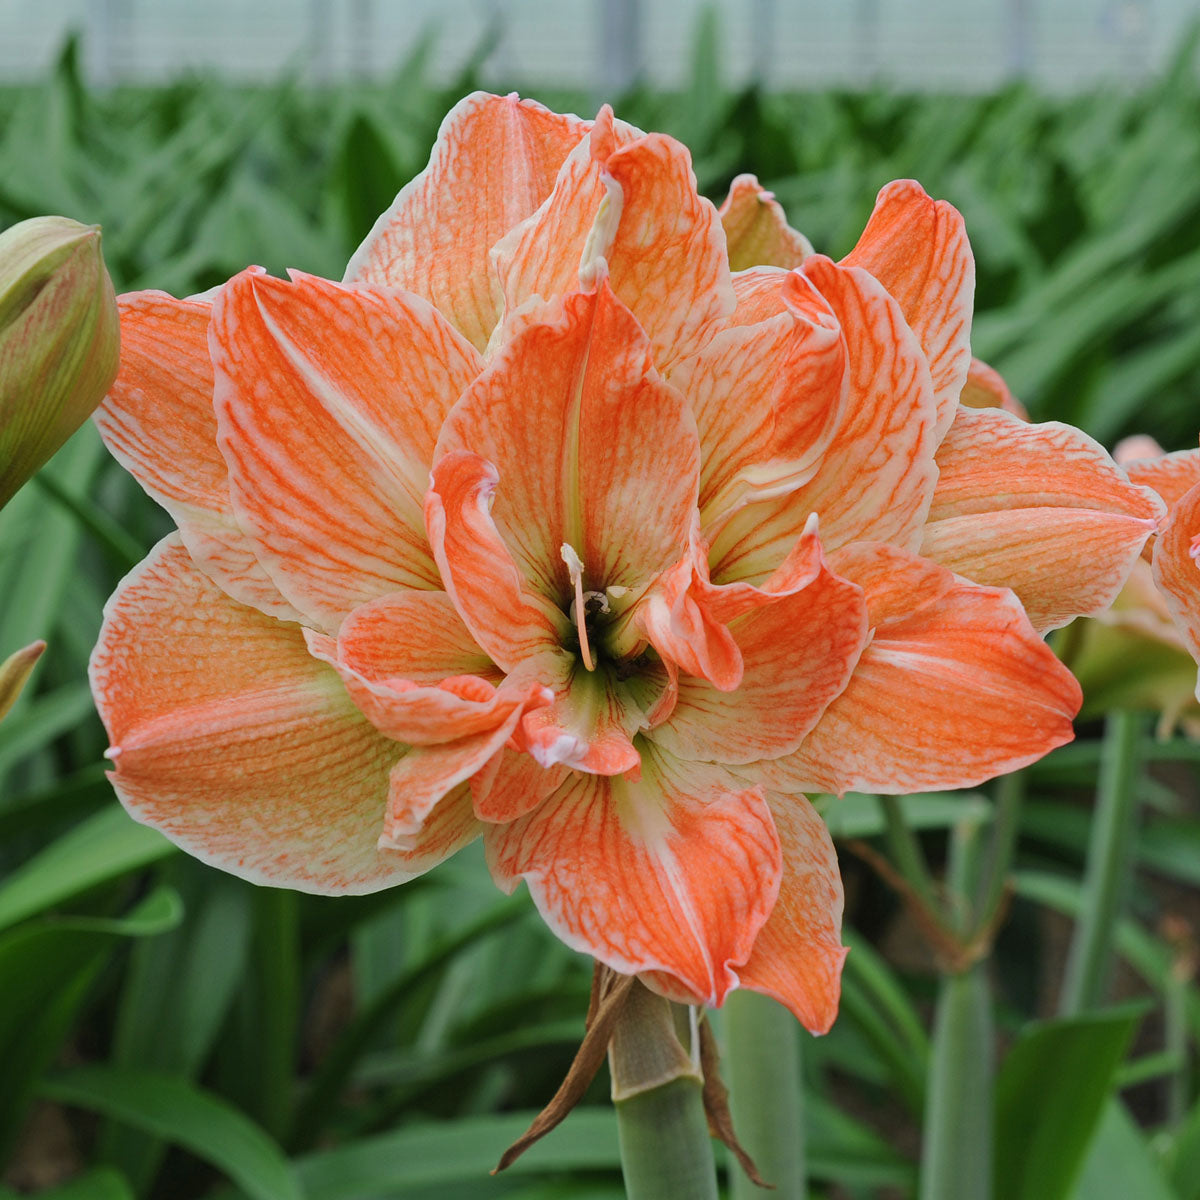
0,802,175,932
820,791,993,839
40,1067,303,1200
994,1004,1144,1200
9,1167,136,1200
1068,1099,1178,1200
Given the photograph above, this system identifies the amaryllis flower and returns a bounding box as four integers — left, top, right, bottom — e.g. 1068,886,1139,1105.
90,93,1162,1035
1115,436,1200,697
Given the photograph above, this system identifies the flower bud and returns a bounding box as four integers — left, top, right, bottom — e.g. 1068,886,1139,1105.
0,216,119,508
0,640,45,723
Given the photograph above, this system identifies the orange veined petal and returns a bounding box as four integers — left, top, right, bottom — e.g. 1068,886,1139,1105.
960,357,1027,419
842,179,974,440
1126,446,1200,515
735,792,846,1035
718,174,813,271
210,268,482,633
755,543,1081,796
1152,479,1200,677
709,256,938,584
344,91,588,351
94,291,301,623
494,108,734,369
920,406,1163,631
649,542,868,765
424,450,569,672
470,748,569,824
668,269,847,534
484,744,781,1007
435,282,701,611
89,536,459,893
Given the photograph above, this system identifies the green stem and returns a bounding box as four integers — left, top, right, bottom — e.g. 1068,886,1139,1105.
252,887,299,1140
879,794,941,914
615,1078,718,1200
1059,710,1143,1016
974,770,1025,934
724,989,804,1199
920,963,994,1200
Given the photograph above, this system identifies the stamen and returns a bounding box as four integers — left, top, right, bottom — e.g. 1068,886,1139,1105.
560,543,596,671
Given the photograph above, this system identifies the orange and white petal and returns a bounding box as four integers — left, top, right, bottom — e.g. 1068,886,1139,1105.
495,112,734,369
710,257,937,583
336,590,499,684
960,357,1027,419
920,407,1163,631
649,556,867,765
89,536,434,894
380,703,531,847
1126,446,1200,514
471,748,568,824
1152,479,1200,674
484,746,781,1007
425,450,569,672
517,651,642,776
842,179,973,440
757,543,1081,796
736,792,846,1035
344,91,587,351
94,291,300,622
211,269,482,632
668,270,846,531
304,628,551,746
718,174,813,271
436,284,700,605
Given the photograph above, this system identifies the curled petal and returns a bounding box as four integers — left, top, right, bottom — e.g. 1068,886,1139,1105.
1152,480,1200,675
711,256,937,582
736,793,846,1035
436,283,700,606
485,746,781,1007
921,407,1163,631
425,450,568,671
718,174,813,271
95,292,301,622
211,269,482,631
471,748,568,824
1125,446,1200,514
495,111,734,368
88,536,443,894
960,357,1027,419
345,91,587,351
758,544,1081,796
842,179,974,439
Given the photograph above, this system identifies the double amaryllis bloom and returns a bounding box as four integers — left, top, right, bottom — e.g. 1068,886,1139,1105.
90,93,1163,1034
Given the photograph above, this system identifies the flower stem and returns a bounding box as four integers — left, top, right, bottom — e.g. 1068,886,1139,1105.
879,794,941,915
723,989,805,1199
920,817,994,1200
615,1078,719,1200
1059,709,1143,1016
609,982,717,1200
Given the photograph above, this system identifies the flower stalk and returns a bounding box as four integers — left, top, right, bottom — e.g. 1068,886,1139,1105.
723,988,805,1199
1059,709,1143,1016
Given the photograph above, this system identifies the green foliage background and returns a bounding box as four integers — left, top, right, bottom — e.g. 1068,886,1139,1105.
0,27,1198,1200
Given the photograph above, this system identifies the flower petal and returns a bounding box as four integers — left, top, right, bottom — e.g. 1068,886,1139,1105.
89,536,447,893
424,450,569,671
736,792,846,1035
1152,479,1200,674
719,174,814,271
471,748,568,824
1126,446,1200,514
495,110,734,369
436,283,700,606
211,268,482,632
758,543,1081,795
650,553,867,764
94,292,301,622
960,357,1027,418
710,256,938,583
668,269,846,532
920,407,1163,631
344,91,587,351
484,745,781,1006
842,180,973,439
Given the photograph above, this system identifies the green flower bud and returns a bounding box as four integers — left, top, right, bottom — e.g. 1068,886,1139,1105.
0,640,45,723
0,216,119,508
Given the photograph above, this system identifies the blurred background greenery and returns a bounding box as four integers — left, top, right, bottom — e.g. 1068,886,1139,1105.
0,7,1198,1199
